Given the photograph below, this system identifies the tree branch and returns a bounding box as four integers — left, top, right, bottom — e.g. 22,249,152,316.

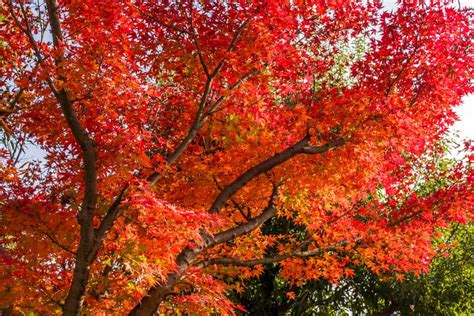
44,1,98,314
213,175,250,220
132,4,191,36
127,182,278,316
147,23,255,184
227,18,250,53
41,229,76,255
206,68,260,115
385,26,422,97
129,134,345,314
8,1,58,96
209,136,344,214
197,242,346,268
210,183,279,246
91,183,129,258
45,0,97,226
99,17,257,299
190,27,210,78
198,251,310,268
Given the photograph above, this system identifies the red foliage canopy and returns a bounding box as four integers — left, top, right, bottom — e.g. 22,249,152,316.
1,0,473,314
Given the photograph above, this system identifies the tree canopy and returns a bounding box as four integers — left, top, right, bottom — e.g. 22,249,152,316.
232,146,474,315
1,0,473,315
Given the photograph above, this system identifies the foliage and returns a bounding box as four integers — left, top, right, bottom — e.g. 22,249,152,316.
0,1,473,315
234,223,473,316
233,147,474,315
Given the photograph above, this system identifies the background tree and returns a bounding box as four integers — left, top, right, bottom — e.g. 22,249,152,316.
1,1,472,315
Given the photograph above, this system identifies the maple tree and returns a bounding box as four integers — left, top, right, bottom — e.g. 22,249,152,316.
0,0,473,315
